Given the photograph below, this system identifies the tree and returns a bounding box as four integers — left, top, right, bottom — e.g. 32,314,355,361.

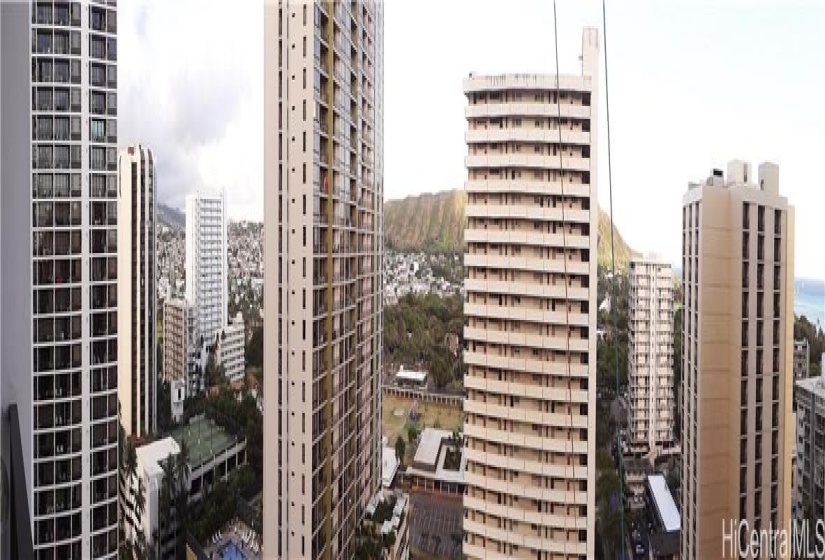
246,325,264,368
394,436,406,466
173,442,190,559
600,511,624,558
407,424,420,447
795,315,825,377
156,377,173,432
596,469,620,512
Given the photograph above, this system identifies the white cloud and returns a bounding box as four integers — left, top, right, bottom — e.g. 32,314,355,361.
119,0,263,220
118,0,825,279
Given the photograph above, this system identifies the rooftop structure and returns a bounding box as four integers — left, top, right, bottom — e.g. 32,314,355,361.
407,428,465,496
647,474,680,533
395,368,427,387
382,445,399,489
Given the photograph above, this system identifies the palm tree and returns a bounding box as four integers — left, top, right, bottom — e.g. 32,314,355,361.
158,474,171,560
133,476,147,555
172,443,190,559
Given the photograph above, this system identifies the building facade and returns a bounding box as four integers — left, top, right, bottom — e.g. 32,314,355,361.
628,255,675,458
217,313,246,382
185,190,228,350
793,339,810,380
262,1,385,558
681,161,795,559
793,362,825,527
1,1,120,558
162,298,199,393
461,28,600,560
118,144,157,438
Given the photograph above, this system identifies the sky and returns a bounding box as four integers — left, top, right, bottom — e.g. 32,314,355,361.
119,0,825,279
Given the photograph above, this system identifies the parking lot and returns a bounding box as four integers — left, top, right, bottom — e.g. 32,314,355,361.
410,492,463,559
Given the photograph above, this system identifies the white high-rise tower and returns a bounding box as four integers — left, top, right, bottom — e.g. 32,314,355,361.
184,190,228,351
628,254,675,458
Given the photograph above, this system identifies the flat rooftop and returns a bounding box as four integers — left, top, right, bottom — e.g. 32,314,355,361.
647,474,680,533
797,375,825,398
171,415,241,468
413,428,452,468
136,437,180,479
409,428,466,485
382,446,398,488
396,369,427,383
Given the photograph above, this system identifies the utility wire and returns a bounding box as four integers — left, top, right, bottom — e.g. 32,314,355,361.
601,0,627,557
551,0,578,549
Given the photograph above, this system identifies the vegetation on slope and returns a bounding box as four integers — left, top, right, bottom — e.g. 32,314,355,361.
384,190,466,253
384,189,636,271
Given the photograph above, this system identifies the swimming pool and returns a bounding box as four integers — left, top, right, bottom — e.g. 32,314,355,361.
221,541,246,560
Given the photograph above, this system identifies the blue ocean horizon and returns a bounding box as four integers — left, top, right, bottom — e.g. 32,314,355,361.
796,277,825,329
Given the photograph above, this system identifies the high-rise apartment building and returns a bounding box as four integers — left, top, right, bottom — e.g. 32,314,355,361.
262,1,384,558
185,190,228,350
462,28,600,560
681,161,794,559
118,144,156,438
628,255,675,458
162,298,198,392
793,356,825,527
1,1,120,558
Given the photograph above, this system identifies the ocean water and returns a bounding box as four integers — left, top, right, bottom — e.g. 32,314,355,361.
795,278,825,328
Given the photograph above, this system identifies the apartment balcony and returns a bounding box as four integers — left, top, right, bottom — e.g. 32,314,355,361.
464,498,587,544
464,302,588,327
464,253,589,276
465,227,590,250
464,99,592,121
465,153,591,172
464,351,590,379
464,401,588,433
464,278,590,301
465,127,591,146
466,179,591,198
464,326,589,354
464,374,588,403
465,203,590,225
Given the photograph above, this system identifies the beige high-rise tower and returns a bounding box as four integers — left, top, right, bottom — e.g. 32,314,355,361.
118,145,157,439
681,161,794,559
462,28,600,560
262,1,384,559
628,255,675,458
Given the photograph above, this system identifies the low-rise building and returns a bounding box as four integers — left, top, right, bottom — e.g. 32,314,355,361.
365,490,411,560
123,437,182,559
406,428,465,496
171,415,247,502
395,366,427,389
644,474,681,559
122,415,247,555
383,444,400,489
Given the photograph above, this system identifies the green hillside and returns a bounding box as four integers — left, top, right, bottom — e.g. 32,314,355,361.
384,189,636,270
384,190,466,253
